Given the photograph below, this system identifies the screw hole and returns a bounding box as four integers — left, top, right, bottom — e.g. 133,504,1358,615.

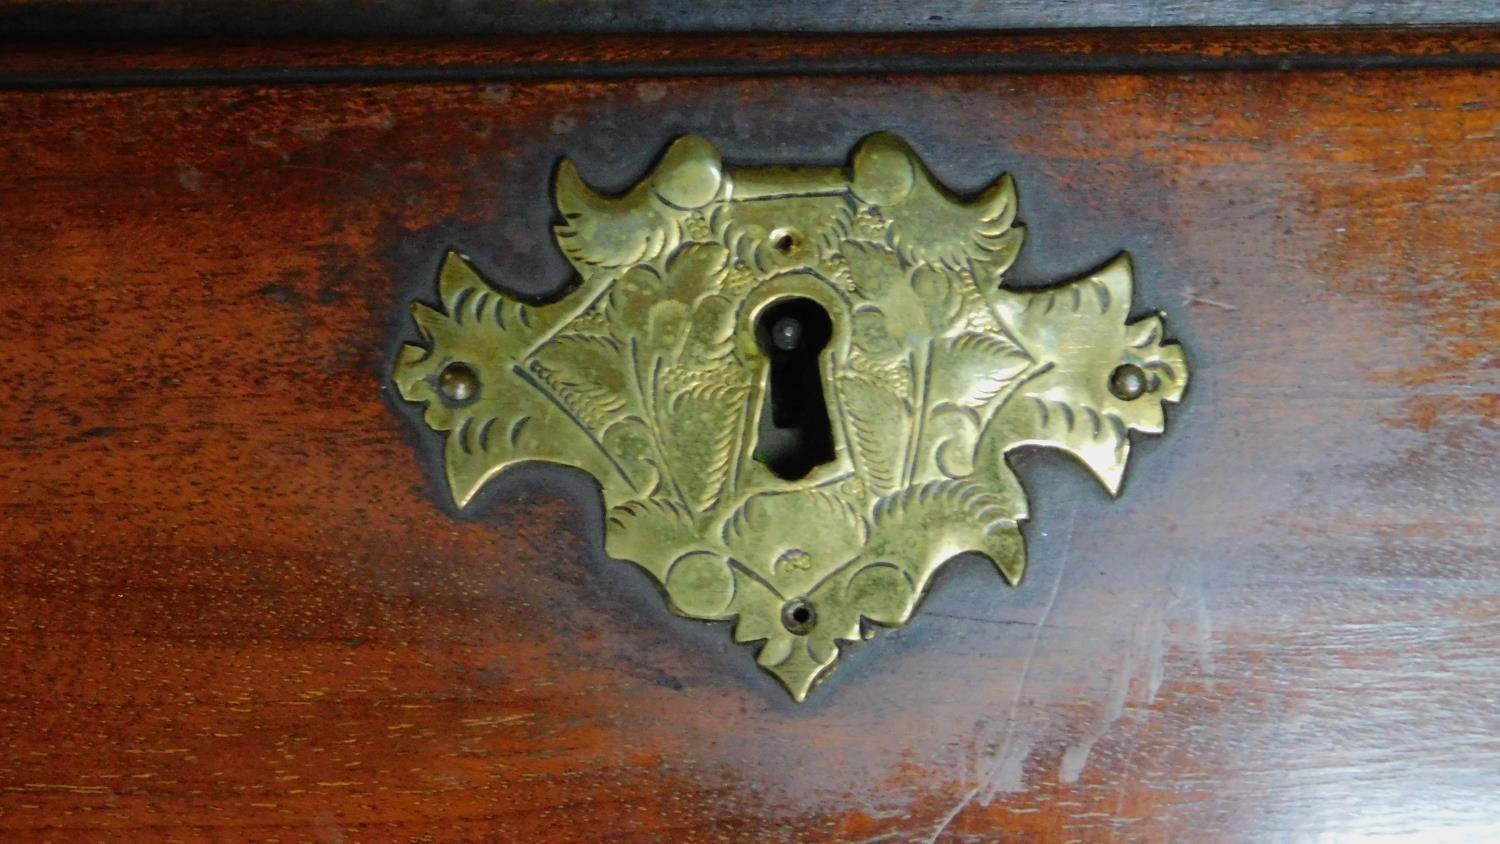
770,228,799,254
781,599,817,635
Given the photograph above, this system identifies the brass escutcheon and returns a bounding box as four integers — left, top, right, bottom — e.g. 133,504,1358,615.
392,134,1189,700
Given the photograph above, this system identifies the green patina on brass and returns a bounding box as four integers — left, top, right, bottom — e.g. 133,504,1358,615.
392,134,1189,700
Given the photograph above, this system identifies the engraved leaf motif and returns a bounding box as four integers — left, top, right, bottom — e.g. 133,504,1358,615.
555,159,681,270
722,480,1026,702
998,391,1134,495
987,254,1188,495
666,380,748,513
709,194,856,275
850,133,1022,270
599,417,661,503
865,479,1027,585
715,492,872,702
911,264,966,336
394,252,629,508
605,498,702,581
840,239,904,300
660,242,730,307
529,334,631,429
929,331,1033,408
677,294,737,368
646,245,746,512
721,490,868,596
426,248,550,351
552,136,723,271
605,265,667,342
840,373,910,497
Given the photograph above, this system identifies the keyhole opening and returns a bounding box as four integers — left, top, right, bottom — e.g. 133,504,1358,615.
754,298,835,480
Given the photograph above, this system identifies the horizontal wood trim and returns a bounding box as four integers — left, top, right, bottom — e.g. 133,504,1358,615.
2,28,1500,90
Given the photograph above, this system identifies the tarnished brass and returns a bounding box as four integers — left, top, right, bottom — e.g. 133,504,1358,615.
392,135,1189,700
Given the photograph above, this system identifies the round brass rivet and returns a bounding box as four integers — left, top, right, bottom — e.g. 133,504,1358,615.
1109,363,1148,401
439,363,479,402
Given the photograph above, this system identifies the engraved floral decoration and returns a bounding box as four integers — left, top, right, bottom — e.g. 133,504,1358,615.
392,134,1189,700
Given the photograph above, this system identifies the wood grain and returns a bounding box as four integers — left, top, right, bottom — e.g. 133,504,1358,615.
2,28,1499,89
0,56,1497,841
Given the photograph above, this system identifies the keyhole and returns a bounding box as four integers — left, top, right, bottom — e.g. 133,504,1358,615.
753,298,835,480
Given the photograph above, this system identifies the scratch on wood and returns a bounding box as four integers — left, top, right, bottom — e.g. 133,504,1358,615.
926,500,1079,841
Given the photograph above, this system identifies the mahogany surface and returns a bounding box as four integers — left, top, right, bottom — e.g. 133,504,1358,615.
0,36,1497,841
3,29,1500,83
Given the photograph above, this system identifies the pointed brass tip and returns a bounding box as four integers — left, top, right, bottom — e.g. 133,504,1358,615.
778,669,818,704
1097,454,1128,499
973,171,1020,231
446,452,493,513
552,156,594,215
